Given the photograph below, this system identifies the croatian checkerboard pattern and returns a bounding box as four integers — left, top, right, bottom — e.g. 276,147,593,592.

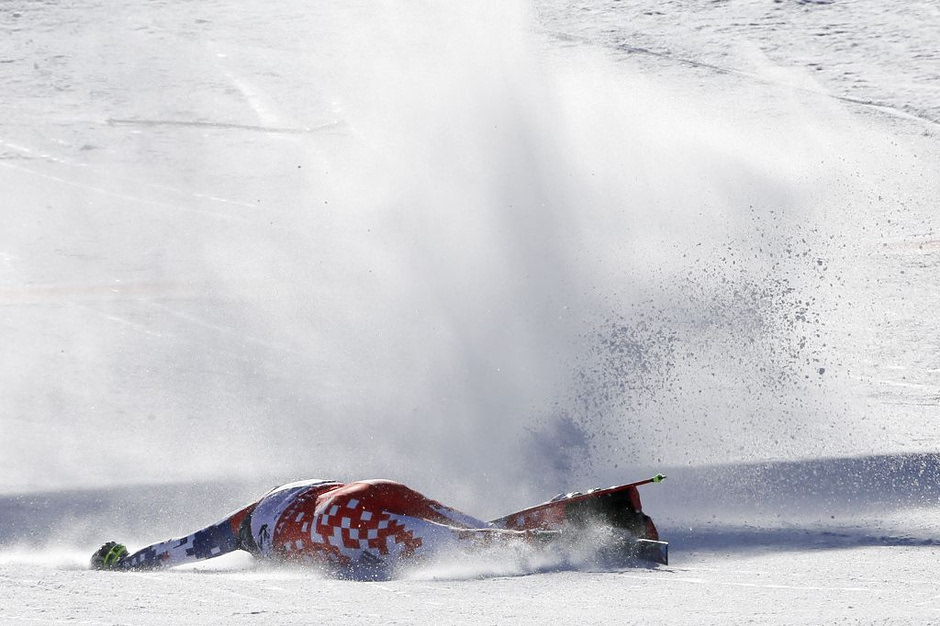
269,481,453,566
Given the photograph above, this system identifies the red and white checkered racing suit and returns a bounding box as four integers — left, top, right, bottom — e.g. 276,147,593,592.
119,479,536,575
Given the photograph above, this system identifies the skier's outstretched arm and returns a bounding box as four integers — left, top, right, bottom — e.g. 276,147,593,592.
92,504,255,571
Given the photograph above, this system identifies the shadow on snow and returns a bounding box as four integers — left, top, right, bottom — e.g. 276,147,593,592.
0,452,936,566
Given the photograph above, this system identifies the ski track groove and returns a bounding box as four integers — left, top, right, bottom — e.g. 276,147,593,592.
146,301,306,357
105,117,343,135
0,136,261,211
913,594,940,608
0,160,251,224
201,584,270,604
0,617,113,626
682,564,940,588
543,29,940,130
373,583,446,606
616,571,876,593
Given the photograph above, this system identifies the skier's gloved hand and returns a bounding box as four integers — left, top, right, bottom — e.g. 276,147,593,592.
91,542,128,570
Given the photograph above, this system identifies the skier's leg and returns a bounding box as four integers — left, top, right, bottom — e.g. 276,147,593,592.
310,480,543,563
323,479,487,528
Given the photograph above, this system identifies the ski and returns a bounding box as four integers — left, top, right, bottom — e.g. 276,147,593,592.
490,475,668,565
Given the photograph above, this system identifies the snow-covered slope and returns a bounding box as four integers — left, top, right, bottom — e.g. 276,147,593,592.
1,0,937,622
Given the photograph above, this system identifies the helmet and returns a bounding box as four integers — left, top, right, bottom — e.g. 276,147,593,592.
90,542,128,570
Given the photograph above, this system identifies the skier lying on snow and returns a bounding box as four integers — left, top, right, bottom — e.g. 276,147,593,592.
91,477,665,575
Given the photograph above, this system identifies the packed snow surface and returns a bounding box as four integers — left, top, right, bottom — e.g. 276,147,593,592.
1,0,938,622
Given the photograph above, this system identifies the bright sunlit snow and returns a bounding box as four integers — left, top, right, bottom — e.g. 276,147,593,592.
1,0,938,623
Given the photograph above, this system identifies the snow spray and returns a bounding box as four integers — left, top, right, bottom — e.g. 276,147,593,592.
0,0,928,523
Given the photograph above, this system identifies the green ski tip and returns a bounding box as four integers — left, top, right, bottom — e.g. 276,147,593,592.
651,473,666,483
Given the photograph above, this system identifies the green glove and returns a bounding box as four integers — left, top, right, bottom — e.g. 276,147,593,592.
90,542,128,570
